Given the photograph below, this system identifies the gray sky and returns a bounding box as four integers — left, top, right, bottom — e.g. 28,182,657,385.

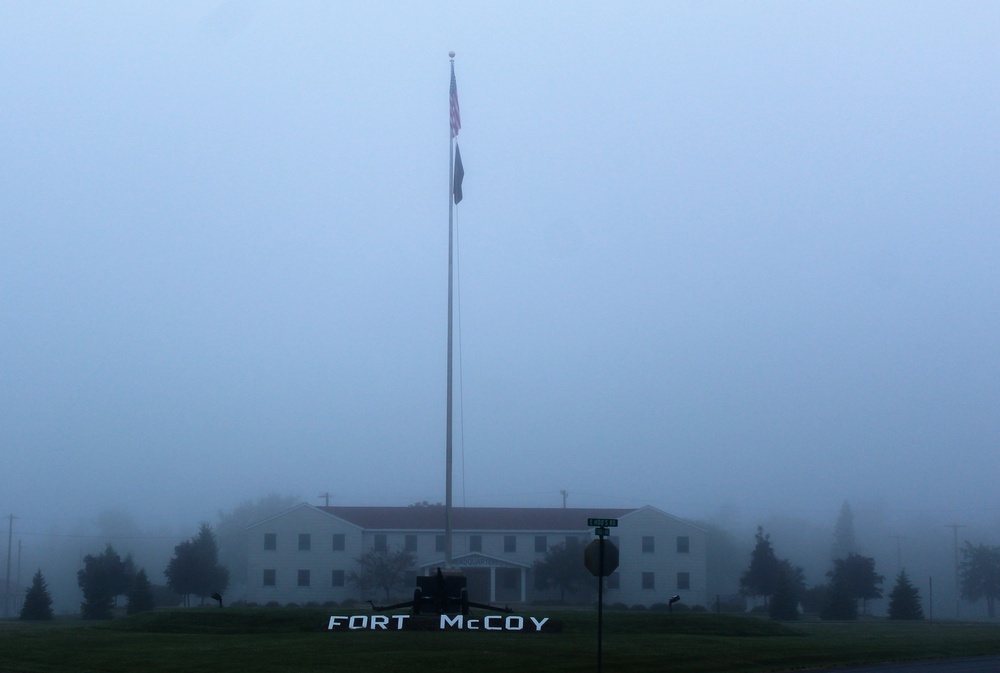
1,1,998,534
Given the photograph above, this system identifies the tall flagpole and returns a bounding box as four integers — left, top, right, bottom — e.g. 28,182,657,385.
444,51,458,568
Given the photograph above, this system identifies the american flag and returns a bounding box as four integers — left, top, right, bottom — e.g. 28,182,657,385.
450,66,461,139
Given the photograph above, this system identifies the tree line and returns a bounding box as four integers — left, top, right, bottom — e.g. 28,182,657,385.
20,522,229,621
737,503,1000,621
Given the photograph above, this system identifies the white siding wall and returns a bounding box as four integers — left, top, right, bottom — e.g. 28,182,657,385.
247,505,363,605
609,507,708,607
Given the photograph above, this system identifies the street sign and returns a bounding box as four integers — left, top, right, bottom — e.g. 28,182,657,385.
583,538,620,577
587,518,618,528
594,527,610,537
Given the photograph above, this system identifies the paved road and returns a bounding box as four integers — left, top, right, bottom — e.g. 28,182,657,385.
803,657,1000,672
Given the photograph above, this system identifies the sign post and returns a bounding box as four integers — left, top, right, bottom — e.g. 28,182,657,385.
585,519,619,673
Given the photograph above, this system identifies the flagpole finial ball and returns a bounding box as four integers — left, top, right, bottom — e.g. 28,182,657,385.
449,51,455,58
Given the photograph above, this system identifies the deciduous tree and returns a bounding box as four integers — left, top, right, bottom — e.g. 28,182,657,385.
820,573,858,620
768,560,805,621
822,553,883,619
77,544,130,619
348,547,416,601
532,537,594,603
960,542,1000,619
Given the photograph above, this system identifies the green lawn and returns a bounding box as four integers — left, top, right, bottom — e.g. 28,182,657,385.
2,609,999,673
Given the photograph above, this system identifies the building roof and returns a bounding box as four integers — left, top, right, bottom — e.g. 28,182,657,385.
317,506,636,532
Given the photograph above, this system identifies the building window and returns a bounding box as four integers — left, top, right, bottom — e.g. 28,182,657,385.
405,534,418,552
263,533,276,551
606,572,620,590
298,533,311,551
263,569,276,587
676,536,690,554
332,534,345,551
469,535,482,553
436,535,446,552
504,535,517,553
374,534,387,552
297,569,311,587
642,536,655,553
642,572,655,590
331,570,345,587
677,572,690,591
534,536,547,553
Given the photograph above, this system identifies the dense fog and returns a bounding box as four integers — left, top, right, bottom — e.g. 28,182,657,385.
1,3,997,617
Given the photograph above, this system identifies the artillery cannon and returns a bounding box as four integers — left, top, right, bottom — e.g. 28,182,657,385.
369,568,512,616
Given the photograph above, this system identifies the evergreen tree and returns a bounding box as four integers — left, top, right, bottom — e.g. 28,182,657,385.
127,568,155,615
887,570,924,620
20,569,54,621
831,501,857,561
740,526,782,604
165,522,230,606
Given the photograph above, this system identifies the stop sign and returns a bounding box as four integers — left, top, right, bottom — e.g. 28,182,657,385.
583,538,619,576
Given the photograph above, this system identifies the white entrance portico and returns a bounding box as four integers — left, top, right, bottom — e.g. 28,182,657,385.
420,553,530,604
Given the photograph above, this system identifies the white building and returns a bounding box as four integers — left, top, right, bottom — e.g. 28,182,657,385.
246,504,707,608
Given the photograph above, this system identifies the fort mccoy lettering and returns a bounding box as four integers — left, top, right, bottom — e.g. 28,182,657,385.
327,614,555,633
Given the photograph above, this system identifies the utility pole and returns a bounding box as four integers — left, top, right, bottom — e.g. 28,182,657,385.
16,540,23,616
318,492,332,507
560,490,568,509
945,523,965,619
4,514,15,618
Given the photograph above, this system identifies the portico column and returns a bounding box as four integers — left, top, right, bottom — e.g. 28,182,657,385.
490,567,496,602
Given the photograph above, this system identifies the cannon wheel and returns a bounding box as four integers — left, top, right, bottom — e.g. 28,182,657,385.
411,588,423,616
